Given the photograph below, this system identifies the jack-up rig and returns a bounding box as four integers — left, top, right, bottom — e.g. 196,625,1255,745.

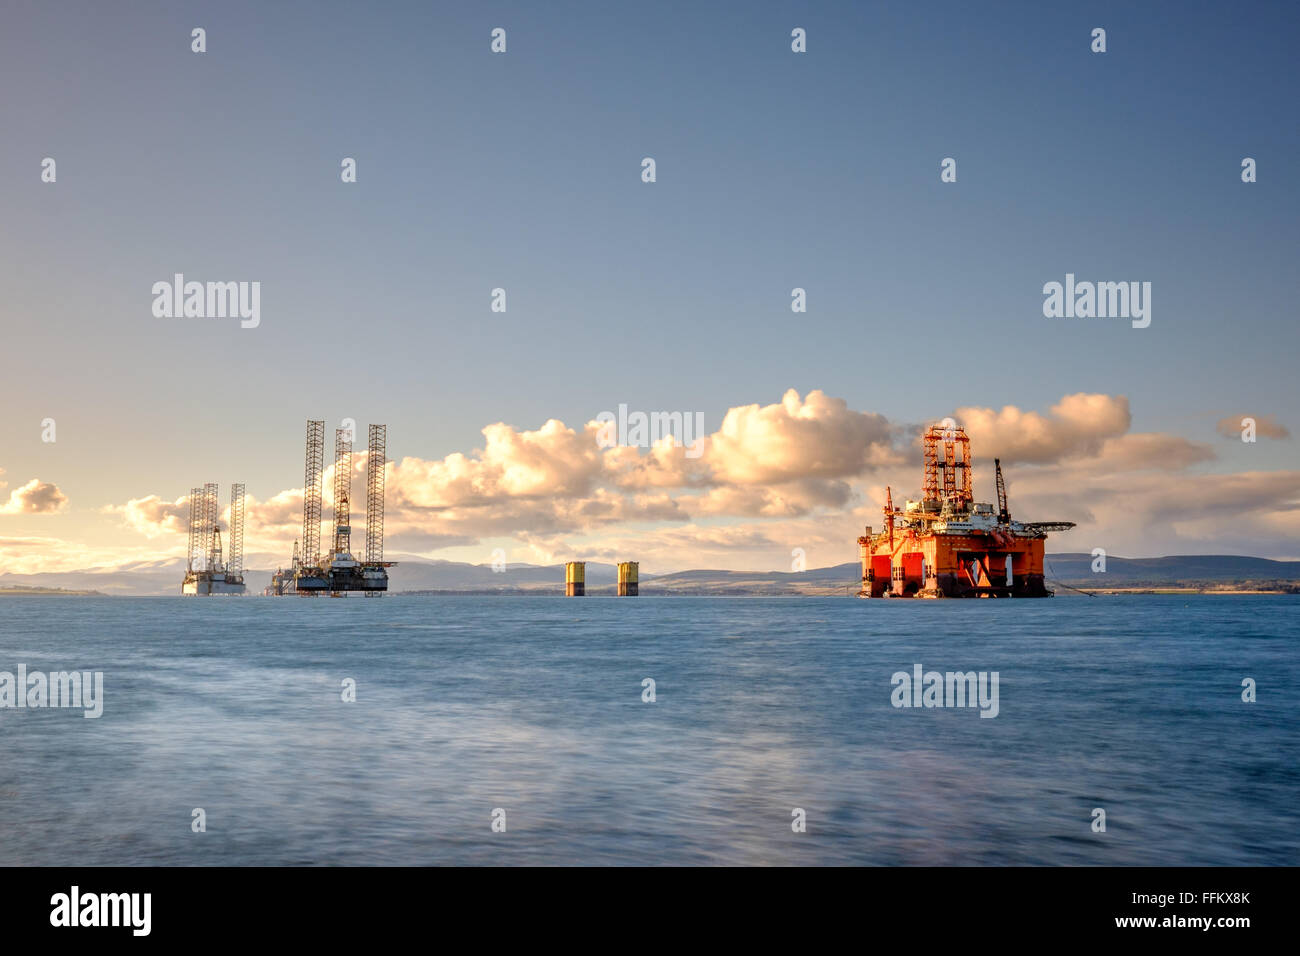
266,420,395,596
181,483,247,595
857,424,1074,598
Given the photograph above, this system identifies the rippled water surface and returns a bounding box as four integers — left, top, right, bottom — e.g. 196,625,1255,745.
0,595,1296,865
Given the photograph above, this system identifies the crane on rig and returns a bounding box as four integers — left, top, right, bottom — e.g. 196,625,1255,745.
995,458,1010,525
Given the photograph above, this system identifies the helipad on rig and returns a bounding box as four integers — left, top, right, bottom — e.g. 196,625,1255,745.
858,423,1074,598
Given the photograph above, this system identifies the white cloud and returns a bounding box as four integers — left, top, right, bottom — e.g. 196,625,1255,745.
0,477,69,515
92,390,1300,569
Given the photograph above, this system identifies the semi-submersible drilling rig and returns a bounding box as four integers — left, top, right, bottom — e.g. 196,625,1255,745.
858,423,1074,598
266,420,395,596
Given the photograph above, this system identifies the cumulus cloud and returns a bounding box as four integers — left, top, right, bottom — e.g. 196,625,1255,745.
683,478,855,518
372,389,893,545
111,494,188,537
600,389,896,491
1216,414,1290,440
952,393,1132,465
0,478,69,515
1000,466,1300,559
109,486,307,543
98,389,1300,568
1080,433,1214,473
706,389,897,485
390,419,603,510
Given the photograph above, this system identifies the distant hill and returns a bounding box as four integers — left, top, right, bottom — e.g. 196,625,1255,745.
0,584,104,597
388,559,625,592
636,564,860,596
637,555,1300,595
1,554,1296,596
0,556,633,597
1043,553,1300,590
0,559,188,597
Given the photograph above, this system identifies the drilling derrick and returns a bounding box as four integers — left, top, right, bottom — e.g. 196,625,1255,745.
321,427,359,597
203,482,220,571
858,421,1074,599
922,436,938,502
361,424,393,596
187,486,203,572
332,428,352,555
228,483,246,580
366,424,386,566
923,425,971,509
301,420,325,569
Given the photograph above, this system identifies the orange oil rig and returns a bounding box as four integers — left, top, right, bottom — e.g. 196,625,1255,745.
858,424,1074,598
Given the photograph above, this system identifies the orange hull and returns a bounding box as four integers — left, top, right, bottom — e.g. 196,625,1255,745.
858,531,1050,598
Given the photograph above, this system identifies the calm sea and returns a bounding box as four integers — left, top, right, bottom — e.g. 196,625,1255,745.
0,595,1295,865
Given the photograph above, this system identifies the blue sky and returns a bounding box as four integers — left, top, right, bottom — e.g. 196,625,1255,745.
1,1,1296,568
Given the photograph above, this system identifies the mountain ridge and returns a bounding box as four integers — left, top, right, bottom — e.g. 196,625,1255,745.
2,553,1298,596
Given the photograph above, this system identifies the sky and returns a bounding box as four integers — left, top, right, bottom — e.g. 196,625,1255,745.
1,0,1297,575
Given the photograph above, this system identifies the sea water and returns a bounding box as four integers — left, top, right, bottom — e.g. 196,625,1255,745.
0,595,1295,865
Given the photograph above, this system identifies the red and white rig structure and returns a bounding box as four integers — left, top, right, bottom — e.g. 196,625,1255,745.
858,423,1074,598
